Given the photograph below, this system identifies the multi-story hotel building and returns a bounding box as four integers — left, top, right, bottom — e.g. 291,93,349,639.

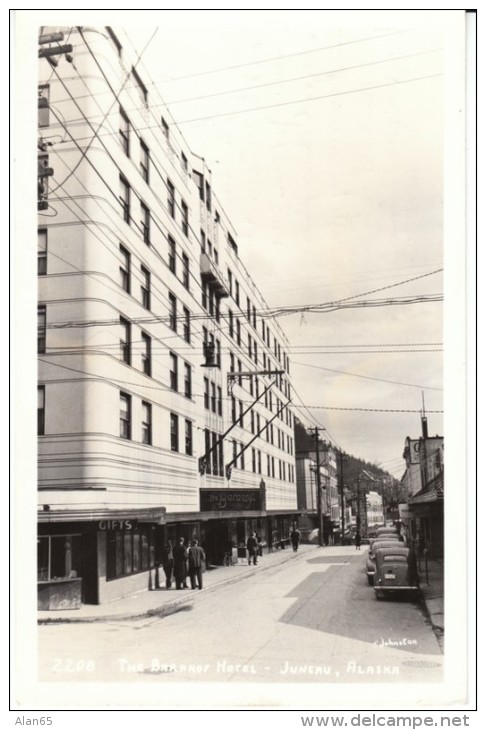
37,26,298,608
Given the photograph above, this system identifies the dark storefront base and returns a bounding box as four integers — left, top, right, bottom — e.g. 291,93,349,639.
161,512,299,567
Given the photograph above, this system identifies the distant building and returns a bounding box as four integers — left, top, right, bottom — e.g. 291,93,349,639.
401,416,444,557
294,420,342,544
366,490,385,530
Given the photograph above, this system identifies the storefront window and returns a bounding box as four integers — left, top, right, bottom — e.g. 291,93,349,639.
37,535,81,581
107,526,155,580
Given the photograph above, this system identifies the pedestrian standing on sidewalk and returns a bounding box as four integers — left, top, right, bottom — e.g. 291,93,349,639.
290,527,301,552
247,532,259,565
161,540,174,589
188,538,206,590
355,532,361,551
173,537,189,589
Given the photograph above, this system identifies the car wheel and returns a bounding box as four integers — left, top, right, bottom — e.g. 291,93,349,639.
375,591,383,600
367,576,374,586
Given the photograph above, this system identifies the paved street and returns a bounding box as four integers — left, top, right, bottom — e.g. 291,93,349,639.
39,546,442,684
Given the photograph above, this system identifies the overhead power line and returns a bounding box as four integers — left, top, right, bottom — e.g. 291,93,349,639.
291,361,443,391
170,73,442,126
156,27,417,83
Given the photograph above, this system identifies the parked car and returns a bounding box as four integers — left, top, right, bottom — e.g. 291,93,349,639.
373,546,420,600
375,527,399,538
365,539,402,585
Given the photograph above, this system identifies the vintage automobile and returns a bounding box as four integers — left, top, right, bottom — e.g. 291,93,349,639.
365,538,402,585
375,527,400,538
373,546,420,600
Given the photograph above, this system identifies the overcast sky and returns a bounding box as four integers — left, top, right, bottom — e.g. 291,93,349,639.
23,9,468,479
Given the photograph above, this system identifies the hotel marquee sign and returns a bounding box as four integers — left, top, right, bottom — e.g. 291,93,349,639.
200,489,262,512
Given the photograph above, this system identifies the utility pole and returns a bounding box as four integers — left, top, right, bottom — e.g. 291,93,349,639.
356,473,361,538
339,450,345,544
313,427,324,547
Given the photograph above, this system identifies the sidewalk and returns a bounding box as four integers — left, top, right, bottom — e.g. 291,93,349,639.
417,555,444,649
38,544,317,625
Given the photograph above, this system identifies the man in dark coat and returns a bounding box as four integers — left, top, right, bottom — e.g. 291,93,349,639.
161,540,174,589
172,537,189,589
188,538,206,590
246,532,259,566
290,527,301,552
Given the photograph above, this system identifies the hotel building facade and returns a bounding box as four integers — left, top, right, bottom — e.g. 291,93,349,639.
37,26,299,608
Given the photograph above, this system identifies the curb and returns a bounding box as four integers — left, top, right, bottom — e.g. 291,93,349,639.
38,547,307,625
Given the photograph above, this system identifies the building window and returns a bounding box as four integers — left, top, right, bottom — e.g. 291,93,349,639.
252,448,256,473
119,245,130,293
38,84,49,127
168,236,176,273
240,443,245,471
106,526,155,580
239,400,244,428
216,339,221,368
140,202,150,245
247,297,251,321
170,413,179,452
211,382,216,413
38,306,46,354
184,363,192,399
228,310,234,338
119,107,130,156
167,179,175,218
185,420,193,456
38,386,45,435
120,317,131,364
183,307,191,343
217,386,222,416
182,252,189,289
141,401,152,445
193,170,204,201
181,200,189,237
231,396,236,424
140,140,149,182
227,269,233,297
132,67,148,105
107,26,122,57
211,432,218,476
205,181,212,212
38,228,47,275
38,534,82,582
119,176,130,224
169,352,178,391
141,265,150,309
200,229,206,253
235,280,240,307
168,292,177,331
161,116,169,139
235,318,241,346
141,332,151,376
181,151,188,172
204,378,209,410
120,393,131,439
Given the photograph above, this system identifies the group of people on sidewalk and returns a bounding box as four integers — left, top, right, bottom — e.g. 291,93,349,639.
160,538,205,590
160,528,303,587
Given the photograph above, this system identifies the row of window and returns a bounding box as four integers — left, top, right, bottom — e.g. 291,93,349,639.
107,28,191,182
230,440,294,482
119,172,189,248
39,383,294,481
203,378,223,416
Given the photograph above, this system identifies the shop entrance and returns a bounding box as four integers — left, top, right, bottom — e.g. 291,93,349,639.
203,523,229,566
